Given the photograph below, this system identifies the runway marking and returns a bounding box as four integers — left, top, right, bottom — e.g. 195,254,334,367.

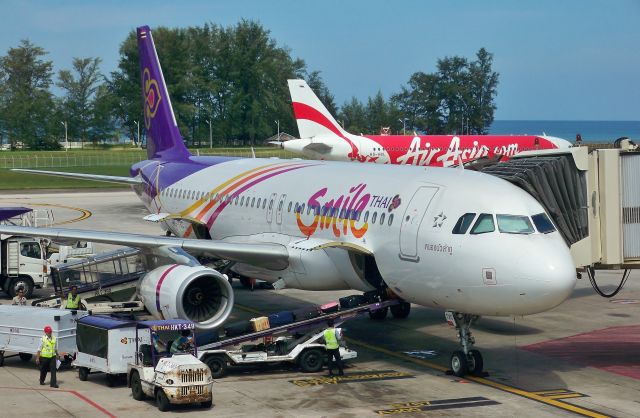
0,201,92,225
291,370,414,387
235,303,610,418
0,385,116,418
374,397,500,415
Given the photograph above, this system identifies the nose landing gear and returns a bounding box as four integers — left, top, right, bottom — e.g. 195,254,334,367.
446,311,484,377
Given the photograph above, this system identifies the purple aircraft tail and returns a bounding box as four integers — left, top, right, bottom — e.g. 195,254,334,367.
137,26,191,161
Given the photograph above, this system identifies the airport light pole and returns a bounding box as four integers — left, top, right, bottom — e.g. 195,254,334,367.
133,120,140,147
206,119,212,149
398,118,408,135
60,121,68,151
275,120,280,141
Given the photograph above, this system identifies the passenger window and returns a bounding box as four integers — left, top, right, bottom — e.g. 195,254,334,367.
388,213,394,226
300,204,305,214
452,213,476,234
234,196,239,205
257,198,261,208
497,214,534,234
371,212,378,224
262,199,266,209
532,213,556,233
380,212,385,225
240,196,245,206
470,214,495,234
251,197,255,208
278,200,283,211
288,201,292,212
269,199,274,210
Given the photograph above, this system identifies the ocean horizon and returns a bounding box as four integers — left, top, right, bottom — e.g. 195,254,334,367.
489,120,640,143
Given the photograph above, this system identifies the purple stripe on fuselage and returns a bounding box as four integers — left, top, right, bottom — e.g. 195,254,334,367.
155,264,179,319
130,155,241,200
205,164,317,228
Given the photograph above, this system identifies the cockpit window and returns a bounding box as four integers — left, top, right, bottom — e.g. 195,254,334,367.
452,213,476,234
470,213,495,234
532,213,556,233
496,214,534,234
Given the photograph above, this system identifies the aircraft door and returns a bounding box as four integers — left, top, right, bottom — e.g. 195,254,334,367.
399,186,438,261
275,194,287,225
266,192,277,224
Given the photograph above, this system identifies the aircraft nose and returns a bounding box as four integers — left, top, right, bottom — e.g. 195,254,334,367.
519,238,577,312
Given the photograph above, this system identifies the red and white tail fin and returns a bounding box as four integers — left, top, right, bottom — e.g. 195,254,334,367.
288,79,349,139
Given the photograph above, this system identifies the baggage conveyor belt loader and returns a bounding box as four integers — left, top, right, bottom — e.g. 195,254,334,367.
197,299,399,378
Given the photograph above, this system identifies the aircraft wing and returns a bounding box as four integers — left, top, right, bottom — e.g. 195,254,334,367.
12,168,143,185
0,225,288,270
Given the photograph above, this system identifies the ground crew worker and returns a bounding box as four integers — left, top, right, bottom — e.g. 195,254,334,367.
64,285,81,310
12,287,27,306
170,330,194,354
36,326,58,388
323,319,344,376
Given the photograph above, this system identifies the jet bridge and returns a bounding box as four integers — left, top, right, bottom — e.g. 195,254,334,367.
479,140,640,274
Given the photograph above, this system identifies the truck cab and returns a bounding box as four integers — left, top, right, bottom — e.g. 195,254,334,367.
127,320,213,412
0,235,47,298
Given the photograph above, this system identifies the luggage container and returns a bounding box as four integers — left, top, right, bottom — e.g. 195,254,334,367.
73,315,138,386
0,305,88,366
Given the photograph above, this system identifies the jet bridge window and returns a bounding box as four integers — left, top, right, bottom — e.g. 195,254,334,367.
452,213,476,234
496,214,534,234
470,213,495,234
531,213,556,234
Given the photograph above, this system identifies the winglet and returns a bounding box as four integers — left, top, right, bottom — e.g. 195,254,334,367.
137,26,191,161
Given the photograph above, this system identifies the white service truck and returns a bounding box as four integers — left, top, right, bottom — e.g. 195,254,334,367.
0,233,94,299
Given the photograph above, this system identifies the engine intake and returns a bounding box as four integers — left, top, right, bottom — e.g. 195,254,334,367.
138,264,234,330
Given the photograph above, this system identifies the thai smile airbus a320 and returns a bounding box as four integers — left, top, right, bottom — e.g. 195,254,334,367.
0,25,576,377
279,79,571,166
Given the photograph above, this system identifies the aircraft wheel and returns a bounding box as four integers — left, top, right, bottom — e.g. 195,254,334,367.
390,302,411,319
368,306,388,320
468,349,484,375
451,350,468,377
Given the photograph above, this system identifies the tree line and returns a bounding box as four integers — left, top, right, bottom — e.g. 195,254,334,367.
0,20,499,150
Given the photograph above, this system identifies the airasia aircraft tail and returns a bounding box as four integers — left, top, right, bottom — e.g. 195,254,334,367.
285,79,572,167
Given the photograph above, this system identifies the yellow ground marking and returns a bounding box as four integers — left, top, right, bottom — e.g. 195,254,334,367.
0,201,92,225
235,303,610,418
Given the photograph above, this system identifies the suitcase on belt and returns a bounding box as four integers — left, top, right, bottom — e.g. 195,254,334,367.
250,316,270,332
268,311,295,327
224,320,252,337
339,294,368,309
292,306,321,321
320,301,339,313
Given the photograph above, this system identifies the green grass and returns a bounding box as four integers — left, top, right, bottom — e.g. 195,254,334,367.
0,166,132,190
0,147,300,190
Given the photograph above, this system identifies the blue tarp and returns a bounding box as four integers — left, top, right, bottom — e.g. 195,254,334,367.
0,207,32,222
77,315,135,330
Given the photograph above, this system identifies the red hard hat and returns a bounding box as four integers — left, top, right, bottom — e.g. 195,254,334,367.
44,326,52,333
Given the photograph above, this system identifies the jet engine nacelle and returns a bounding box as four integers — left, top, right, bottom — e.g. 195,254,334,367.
138,264,234,330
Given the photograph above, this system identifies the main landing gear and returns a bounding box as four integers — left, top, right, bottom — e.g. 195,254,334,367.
446,311,483,377
367,290,411,320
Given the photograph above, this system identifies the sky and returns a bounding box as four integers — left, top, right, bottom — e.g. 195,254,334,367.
0,0,638,121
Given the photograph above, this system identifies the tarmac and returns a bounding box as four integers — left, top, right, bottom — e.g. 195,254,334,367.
1,190,639,418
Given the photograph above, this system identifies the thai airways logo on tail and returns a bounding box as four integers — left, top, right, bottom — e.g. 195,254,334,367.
137,26,190,161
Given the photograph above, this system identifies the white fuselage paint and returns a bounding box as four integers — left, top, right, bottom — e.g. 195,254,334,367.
136,157,576,317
